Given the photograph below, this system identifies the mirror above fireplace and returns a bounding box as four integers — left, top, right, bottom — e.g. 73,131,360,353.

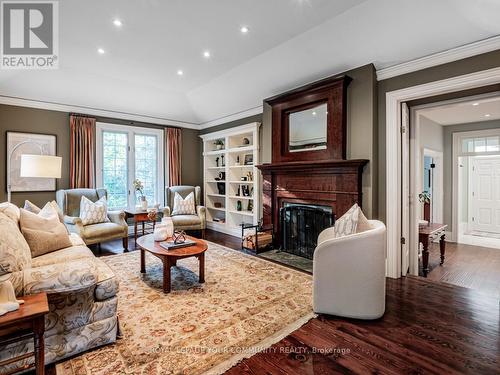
266,75,351,163
288,102,328,153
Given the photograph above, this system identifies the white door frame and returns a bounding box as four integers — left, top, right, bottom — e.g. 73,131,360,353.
406,109,444,276
453,128,500,241
385,66,500,279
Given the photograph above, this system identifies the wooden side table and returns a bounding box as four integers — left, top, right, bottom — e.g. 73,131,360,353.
0,293,49,375
125,209,161,247
419,223,447,277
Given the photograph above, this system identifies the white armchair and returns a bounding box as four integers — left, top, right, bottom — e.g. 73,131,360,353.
313,220,386,319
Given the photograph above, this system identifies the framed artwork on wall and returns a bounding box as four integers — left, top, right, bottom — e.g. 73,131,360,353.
6,131,57,192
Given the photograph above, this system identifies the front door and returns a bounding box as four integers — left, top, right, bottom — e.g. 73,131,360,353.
470,156,500,234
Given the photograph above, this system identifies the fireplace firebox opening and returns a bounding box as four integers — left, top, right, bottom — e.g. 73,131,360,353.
280,203,334,259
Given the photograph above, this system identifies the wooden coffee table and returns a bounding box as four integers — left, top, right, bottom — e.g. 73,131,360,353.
136,234,207,293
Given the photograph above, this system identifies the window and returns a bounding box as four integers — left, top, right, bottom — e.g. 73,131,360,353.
462,136,500,154
96,123,164,210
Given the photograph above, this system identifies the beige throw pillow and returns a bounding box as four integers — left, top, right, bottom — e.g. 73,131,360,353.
0,212,32,275
333,203,360,238
356,209,373,233
79,196,108,225
24,200,64,223
172,192,196,215
20,203,72,258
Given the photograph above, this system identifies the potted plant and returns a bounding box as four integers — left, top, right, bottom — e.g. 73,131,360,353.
214,139,224,150
133,179,148,210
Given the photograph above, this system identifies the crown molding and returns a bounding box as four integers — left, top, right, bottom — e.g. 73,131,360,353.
0,95,199,129
376,35,500,81
198,105,263,130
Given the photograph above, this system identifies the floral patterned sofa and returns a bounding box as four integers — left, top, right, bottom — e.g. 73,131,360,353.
0,202,119,371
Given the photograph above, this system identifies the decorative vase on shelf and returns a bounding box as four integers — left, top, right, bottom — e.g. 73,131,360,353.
161,216,174,238
237,200,242,211
140,196,148,210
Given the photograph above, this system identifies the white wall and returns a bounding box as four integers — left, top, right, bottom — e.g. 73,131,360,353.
419,115,444,152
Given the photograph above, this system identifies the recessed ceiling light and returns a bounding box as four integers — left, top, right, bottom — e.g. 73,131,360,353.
312,111,317,116
177,69,184,76
240,26,249,34
97,48,105,54
113,19,122,27
472,102,480,106
485,114,491,117
203,50,211,58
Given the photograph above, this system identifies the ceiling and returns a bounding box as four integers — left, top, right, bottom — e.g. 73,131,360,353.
1,0,500,127
418,95,500,125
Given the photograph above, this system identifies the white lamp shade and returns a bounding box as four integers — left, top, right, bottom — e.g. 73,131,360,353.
20,154,62,178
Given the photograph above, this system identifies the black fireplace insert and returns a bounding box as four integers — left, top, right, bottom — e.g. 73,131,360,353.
280,203,334,259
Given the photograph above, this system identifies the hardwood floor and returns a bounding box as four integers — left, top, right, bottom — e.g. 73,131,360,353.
227,276,499,375
426,240,500,299
44,231,499,374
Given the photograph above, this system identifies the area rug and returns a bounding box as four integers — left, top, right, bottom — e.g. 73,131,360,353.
56,242,314,375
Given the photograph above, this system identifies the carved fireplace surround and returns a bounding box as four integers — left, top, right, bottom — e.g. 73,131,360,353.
257,75,368,249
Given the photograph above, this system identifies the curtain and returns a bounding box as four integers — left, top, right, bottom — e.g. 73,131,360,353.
69,115,96,188
166,127,182,186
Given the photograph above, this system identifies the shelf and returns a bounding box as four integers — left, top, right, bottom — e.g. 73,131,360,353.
227,145,256,153
208,207,226,212
202,122,260,236
204,150,227,156
229,181,254,184
228,210,254,217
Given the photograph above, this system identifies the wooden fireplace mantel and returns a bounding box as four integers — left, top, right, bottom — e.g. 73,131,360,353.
257,159,368,245
257,159,368,173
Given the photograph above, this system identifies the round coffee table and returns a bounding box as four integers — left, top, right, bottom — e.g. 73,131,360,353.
136,234,208,293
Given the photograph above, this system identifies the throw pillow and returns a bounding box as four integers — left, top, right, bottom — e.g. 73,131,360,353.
356,209,373,233
20,203,72,258
333,203,360,238
0,212,32,275
172,192,196,216
24,200,64,223
79,196,109,225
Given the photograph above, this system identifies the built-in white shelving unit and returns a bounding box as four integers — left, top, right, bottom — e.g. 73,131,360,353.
200,122,260,236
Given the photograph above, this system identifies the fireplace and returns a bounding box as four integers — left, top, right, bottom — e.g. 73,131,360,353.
256,74,368,253
280,203,334,259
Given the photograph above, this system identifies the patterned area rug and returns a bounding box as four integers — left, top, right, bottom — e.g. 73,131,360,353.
56,242,314,375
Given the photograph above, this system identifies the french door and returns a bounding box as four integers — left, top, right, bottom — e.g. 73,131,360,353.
96,123,164,210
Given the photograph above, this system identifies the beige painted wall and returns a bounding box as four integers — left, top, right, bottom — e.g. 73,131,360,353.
378,49,500,222
200,64,378,218
0,104,70,207
0,104,202,207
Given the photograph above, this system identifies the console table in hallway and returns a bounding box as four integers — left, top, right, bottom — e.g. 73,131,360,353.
419,223,447,277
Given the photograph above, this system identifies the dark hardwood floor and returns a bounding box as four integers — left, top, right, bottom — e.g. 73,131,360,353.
426,240,500,299
44,230,499,374
227,276,499,375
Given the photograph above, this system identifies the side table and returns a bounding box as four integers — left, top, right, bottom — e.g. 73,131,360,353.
125,208,162,248
0,293,49,375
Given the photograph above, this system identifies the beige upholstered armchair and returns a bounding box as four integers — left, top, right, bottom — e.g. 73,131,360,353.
56,188,128,250
164,185,206,238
